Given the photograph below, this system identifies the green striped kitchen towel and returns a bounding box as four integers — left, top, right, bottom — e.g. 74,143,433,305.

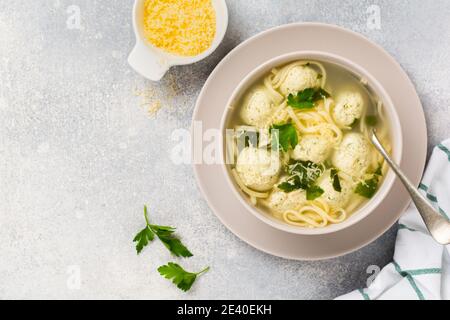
337,140,450,300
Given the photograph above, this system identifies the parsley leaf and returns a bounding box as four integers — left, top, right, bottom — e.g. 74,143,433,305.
157,235,193,258
355,176,379,199
365,115,378,126
133,226,155,255
278,161,324,193
278,181,298,193
306,185,325,200
374,164,383,176
278,179,302,193
133,206,155,254
355,165,384,198
236,129,259,149
270,123,298,152
158,263,210,292
287,88,331,110
330,169,342,192
133,206,193,257
150,224,176,236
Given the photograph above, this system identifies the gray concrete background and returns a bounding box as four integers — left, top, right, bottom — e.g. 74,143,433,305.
0,0,449,300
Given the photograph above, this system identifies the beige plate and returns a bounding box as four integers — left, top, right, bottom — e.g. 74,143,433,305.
192,23,427,261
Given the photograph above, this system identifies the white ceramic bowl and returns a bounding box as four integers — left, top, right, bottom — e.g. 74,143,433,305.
128,0,228,81
220,51,403,235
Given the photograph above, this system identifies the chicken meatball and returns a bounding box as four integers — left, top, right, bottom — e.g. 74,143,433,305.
267,190,307,214
279,65,321,96
240,86,276,127
236,147,281,192
332,133,371,177
291,134,333,164
332,91,364,127
318,170,353,209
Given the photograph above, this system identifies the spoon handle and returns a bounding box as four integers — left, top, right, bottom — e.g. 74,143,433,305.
371,130,450,245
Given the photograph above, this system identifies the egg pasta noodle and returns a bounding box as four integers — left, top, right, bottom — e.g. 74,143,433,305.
263,77,285,104
286,106,343,146
319,99,342,128
282,199,347,228
227,59,393,229
268,101,290,127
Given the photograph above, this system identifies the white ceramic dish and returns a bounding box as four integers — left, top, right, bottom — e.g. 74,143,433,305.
192,23,427,260
128,0,228,81
220,51,403,235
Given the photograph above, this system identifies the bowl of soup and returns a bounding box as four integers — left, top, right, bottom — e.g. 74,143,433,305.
220,51,403,235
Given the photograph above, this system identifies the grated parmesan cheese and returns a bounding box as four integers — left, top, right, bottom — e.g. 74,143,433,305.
143,0,216,57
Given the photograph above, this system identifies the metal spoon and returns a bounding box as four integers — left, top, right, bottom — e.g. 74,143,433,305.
371,129,450,245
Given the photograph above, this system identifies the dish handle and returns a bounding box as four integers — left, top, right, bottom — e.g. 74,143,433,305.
128,41,169,81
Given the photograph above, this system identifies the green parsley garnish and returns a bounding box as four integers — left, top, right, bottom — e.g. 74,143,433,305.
330,169,342,192
158,263,210,292
133,206,193,257
355,175,379,199
270,123,298,152
365,115,378,126
237,129,259,149
306,185,325,200
278,161,324,193
287,88,331,110
374,164,383,176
